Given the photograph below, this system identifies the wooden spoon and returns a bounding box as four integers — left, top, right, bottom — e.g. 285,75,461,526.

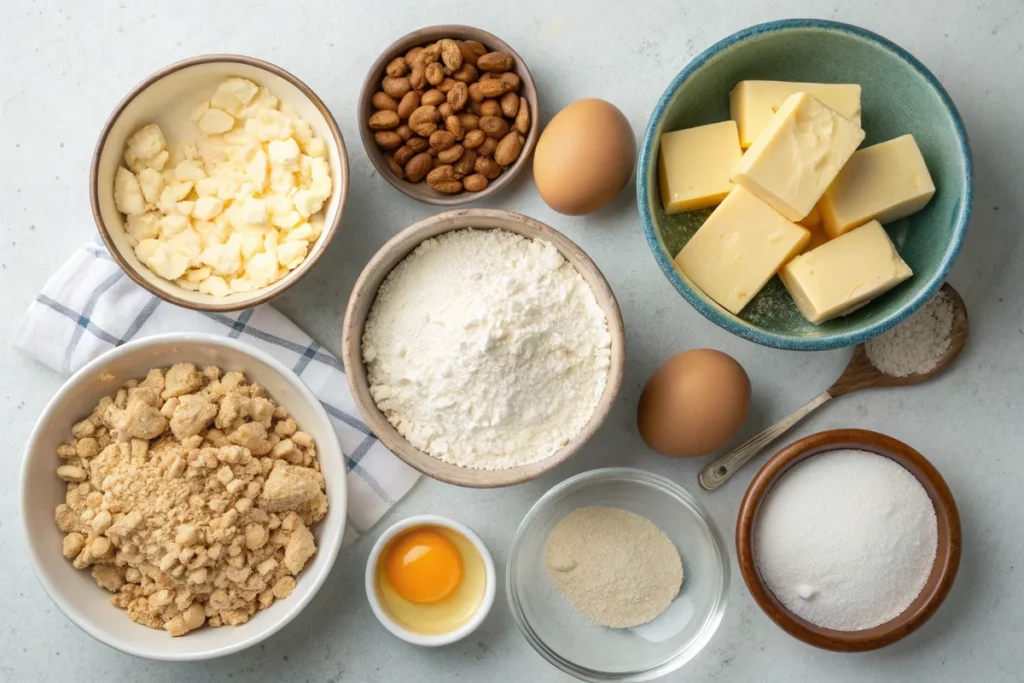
698,283,968,491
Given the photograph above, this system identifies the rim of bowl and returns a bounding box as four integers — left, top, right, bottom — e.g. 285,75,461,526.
357,25,540,206
364,514,497,647
636,18,974,351
735,429,962,652
90,53,350,312
341,208,626,488
506,468,730,682
19,332,348,661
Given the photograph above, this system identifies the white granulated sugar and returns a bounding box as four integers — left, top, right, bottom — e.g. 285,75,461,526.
362,228,611,470
866,289,954,377
754,449,938,632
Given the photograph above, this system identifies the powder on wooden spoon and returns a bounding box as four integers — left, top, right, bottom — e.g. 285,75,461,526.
544,506,683,629
866,289,955,377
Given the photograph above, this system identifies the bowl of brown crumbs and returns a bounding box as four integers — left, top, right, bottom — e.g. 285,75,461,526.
20,333,347,661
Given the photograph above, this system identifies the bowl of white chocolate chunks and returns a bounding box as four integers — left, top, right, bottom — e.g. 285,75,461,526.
20,334,347,661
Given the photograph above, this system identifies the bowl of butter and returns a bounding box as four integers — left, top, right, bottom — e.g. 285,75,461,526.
91,55,349,312
637,19,971,350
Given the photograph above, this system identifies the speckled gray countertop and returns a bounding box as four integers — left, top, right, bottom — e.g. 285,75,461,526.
2,1,1022,681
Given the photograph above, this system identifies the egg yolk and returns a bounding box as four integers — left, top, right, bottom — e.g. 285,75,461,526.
386,528,463,604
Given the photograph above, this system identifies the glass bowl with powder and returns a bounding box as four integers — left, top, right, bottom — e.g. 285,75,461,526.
507,468,729,682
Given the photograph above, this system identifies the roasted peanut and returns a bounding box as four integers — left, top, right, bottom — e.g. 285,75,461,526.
447,81,469,112
463,173,489,192
409,64,427,91
372,92,398,111
493,131,524,166
426,165,463,193
458,113,480,132
404,152,433,182
463,129,487,149
477,52,515,72
421,89,445,107
453,63,478,84
368,110,400,130
407,136,429,153
458,40,487,66
500,92,520,118
477,137,498,157
405,46,423,63
382,76,411,98
474,155,501,179
514,97,530,134
437,144,465,165
394,145,415,166
445,115,464,140
429,130,456,151
395,124,413,141
480,99,502,118
397,91,421,119
385,57,408,77
468,82,485,103
439,39,462,71
479,116,510,139
478,79,507,98
500,72,521,92
438,102,455,118
453,148,477,176
374,131,403,150
408,105,440,137
437,78,458,94
425,62,445,86
386,154,405,179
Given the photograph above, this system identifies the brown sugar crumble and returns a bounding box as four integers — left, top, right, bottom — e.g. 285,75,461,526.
54,363,329,636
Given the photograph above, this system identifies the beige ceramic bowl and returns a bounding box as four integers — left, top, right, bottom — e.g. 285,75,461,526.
358,26,539,206
342,209,625,487
91,54,349,312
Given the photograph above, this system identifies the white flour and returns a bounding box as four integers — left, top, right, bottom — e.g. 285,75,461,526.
866,289,954,377
362,228,611,470
754,449,938,631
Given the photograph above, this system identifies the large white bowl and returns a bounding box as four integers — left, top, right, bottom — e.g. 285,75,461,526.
20,333,348,661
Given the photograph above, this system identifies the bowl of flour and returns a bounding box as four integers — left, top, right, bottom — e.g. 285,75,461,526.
342,209,625,487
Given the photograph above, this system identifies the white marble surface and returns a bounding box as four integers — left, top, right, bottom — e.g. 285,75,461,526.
2,0,1022,680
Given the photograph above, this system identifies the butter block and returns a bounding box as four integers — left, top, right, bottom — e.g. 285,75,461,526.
730,81,862,147
820,134,936,238
780,220,912,324
731,93,865,222
675,186,810,314
658,121,742,213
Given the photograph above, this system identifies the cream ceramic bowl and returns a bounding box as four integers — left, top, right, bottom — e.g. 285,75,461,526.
20,333,348,661
91,55,349,312
365,515,496,647
341,208,626,488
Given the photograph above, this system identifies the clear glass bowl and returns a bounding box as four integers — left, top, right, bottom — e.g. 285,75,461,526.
507,468,729,682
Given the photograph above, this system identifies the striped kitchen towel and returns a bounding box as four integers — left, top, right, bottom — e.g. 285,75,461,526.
14,241,420,544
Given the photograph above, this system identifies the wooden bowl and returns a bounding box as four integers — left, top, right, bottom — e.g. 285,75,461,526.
736,429,961,652
91,54,349,312
358,26,539,206
341,209,625,488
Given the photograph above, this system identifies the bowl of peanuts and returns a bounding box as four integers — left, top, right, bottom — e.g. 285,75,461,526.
20,333,347,660
358,25,539,204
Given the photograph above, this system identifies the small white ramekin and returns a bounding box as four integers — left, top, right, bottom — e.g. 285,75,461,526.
365,514,496,647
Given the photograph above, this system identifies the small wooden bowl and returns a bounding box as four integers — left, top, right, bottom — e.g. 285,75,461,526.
91,54,349,312
736,429,961,652
341,209,625,488
358,26,539,206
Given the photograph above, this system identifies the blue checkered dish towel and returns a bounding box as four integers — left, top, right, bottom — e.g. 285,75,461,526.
14,242,420,544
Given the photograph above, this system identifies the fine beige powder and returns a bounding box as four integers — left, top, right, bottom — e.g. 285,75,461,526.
544,506,683,629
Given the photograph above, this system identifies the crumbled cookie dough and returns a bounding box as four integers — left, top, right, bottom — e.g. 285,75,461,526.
54,363,328,637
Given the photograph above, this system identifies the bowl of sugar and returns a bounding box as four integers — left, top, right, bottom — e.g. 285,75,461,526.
736,429,961,651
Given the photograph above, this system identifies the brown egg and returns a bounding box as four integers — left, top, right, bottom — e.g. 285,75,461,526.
533,98,635,215
637,349,751,458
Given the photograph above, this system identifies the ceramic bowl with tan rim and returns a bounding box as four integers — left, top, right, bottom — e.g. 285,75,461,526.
736,429,961,652
91,54,349,312
358,26,539,206
341,209,625,488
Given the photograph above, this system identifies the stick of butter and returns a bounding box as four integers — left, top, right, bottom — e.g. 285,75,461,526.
731,92,865,222
819,134,936,238
780,220,912,324
658,121,742,213
675,186,809,315
730,80,862,147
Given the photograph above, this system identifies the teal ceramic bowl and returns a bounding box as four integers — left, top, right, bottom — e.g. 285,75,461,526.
638,19,972,350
